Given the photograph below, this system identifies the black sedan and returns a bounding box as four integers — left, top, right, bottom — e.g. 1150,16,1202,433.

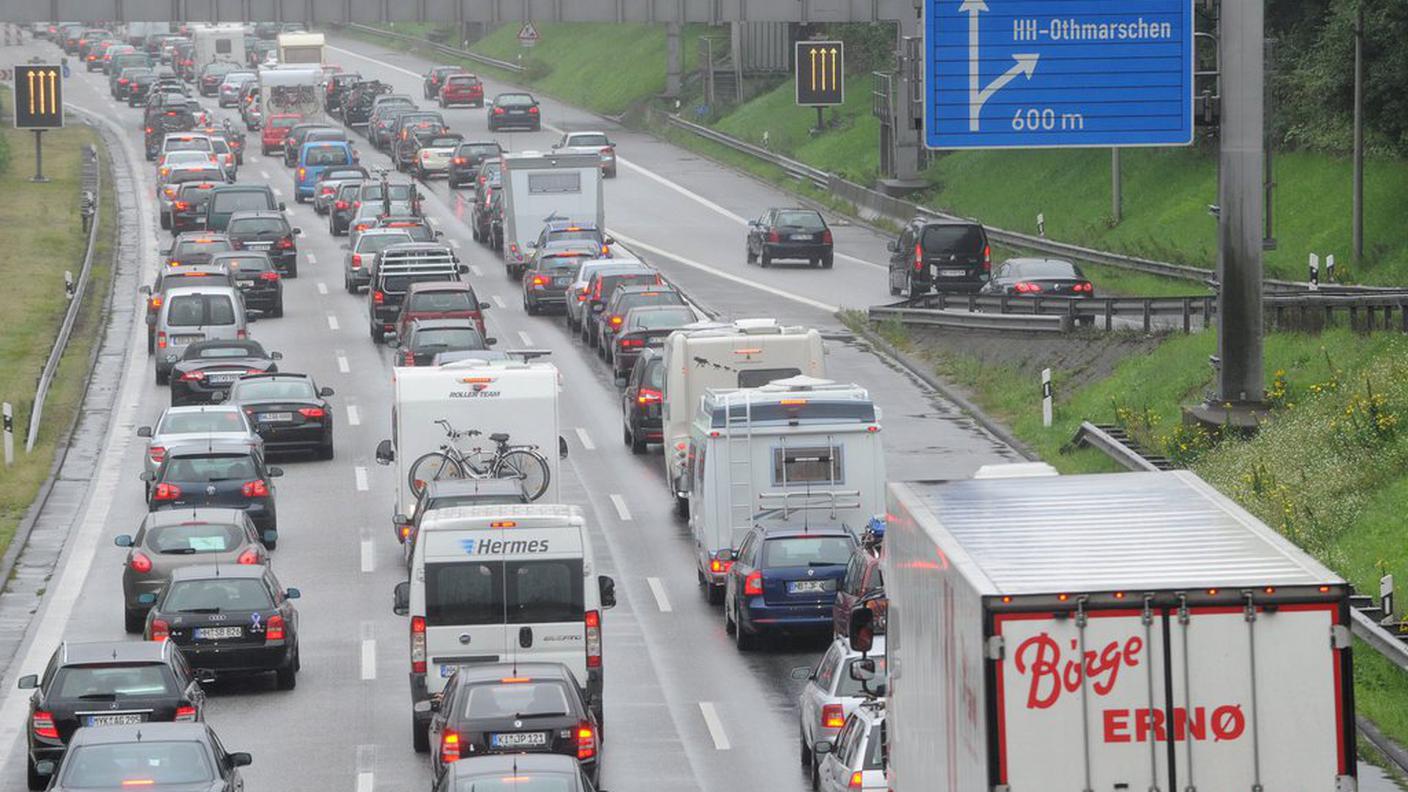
143,565,300,689
225,374,335,459
980,257,1094,297
395,319,494,367
746,207,834,268
17,641,208,790
611,305,695,381
142,442,281,534
433,754,597,792
212,251,284,317
36,722,250,792
487,92,541,131
169,340,281,406
425,663,600,783
447,140,502,188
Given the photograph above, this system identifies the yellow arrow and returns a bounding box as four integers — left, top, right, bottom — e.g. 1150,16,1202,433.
27,68,36,114
46,70,57,114
35,69,44,117
809,47,818,91
830,48,839,94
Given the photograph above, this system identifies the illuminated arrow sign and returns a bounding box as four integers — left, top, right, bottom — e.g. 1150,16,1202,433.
14,64,64,129
795,40,844,107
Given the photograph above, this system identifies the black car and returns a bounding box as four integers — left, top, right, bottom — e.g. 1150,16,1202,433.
324,71,362,115
166,233,234,268
596,285,688,361
981,257,1094,297
36,722,250,792
426,663,600,783
196,61,236,96
17,642,208,790
342,80,393,127
395,319,494,367
470,185,501,247
226,373,335,459
144,565,301,689
446,140,502,188
611,305,695,381
887,218,991,297
329,180,365,236
205,184,283,233
224,210,301,277
746,208,834,268
422,65,465,99
170,180,221,235
143,442,280,533
488,92,541,131
581,267,662,347
212,251,284,317
169,340,281,406
432,754,597,792
144,108,196,158
522,251,585,315
622,347,665,454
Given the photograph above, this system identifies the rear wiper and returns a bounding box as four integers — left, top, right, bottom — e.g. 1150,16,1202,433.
76,693,119,700
177,607,222,614
159,548,198,555
206,477,240,482
808,561,845,567
514,712,569,719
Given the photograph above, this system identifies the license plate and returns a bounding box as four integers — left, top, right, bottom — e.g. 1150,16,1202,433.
939,269,968,277
194,626,242,640
439,664,457,678
788,580,831,594
259,412,292,423
172,334,203,344
208,373,237,384
246,242,272,250
86,713,145,727
491,732,547,748
791,234,813,241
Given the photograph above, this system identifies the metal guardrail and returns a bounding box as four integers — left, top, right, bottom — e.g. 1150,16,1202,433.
869,304,1069,333
662,113,829,190
1351,609,1408,672
339,23,525,74
1069,422,1167,472
26,144,101,452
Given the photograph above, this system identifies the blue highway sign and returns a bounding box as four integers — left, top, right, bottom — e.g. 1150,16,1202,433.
924,0,1194,149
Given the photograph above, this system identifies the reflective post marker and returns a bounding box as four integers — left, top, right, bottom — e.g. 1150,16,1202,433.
1041,368,1053,428
1326,254,1335,284
1382,574,1395,623
1308,253,1319,292
2,402,12,466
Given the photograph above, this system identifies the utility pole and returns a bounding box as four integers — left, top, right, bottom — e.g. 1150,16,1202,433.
1352,0,1365,263
1111,148,1122,224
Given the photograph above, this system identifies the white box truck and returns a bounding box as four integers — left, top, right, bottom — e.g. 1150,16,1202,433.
276,31,324,65
661,319,826,516
873,470,1355,792
191,24,246,75
500,151,604,276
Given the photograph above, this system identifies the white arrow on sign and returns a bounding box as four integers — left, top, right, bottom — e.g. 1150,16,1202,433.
961,0,1040,131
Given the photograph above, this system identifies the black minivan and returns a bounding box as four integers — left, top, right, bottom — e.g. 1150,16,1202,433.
887,218,991,297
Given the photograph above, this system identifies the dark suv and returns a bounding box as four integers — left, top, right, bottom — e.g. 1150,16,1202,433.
887,218,991,297
225,210,301,277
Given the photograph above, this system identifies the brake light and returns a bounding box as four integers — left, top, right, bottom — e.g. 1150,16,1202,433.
821,229,833,244
351,253,362,269
1074,281,1094,293
174,705,197,721
173,200,188,211
608,315,623,328
709,557,733,574
914,243,924,272
767,229,780,243
149,619,170,641
321,185,335,195
276,236,294,250
129,551,154,574
636,387,662,404
983,244,992,271
157,331,167,349
146,127,153,134
452,156,465,165
373,290,384,304
240,479,269,497
585,610,602,669
1013,281,1042,294
32,711,59,740
440,729,460,764
620,338,644,349
178,370,205,381
530,275,547,287
297,406,326,420
493,107,505,115
576,722,597,761
297,167,306,180
744,570,764,596
149,445,166,464
152,483,181,501
849,770,864,790
236,547,260,565
411,615,427,673
528,106,539,114
236,329,247,340
822,703,846,729
259,271,281,281
118,77,129,85
266,613,285,641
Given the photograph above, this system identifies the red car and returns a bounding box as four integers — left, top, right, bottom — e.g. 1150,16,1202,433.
438,74,484,108
393,282,490,342
260,114,301,156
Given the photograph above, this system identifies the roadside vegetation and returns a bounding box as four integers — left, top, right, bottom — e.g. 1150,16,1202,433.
0,87,113,558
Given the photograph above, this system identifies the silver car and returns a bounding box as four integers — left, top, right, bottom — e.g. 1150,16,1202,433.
343,228,413,293
814,702,887,792
795,634,888,783
218,72,256,107
565,257,647,332
137,404,264,482
153,285,253,384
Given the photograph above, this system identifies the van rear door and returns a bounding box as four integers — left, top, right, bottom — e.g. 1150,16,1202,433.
420,526,510,697
505,554,588,688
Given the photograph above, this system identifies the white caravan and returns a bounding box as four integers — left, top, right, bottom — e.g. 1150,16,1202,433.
190,24,246,76
276,31,325,65
500,151,604,274
257,65,323,121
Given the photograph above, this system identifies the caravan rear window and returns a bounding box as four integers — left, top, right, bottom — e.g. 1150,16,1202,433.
772,445,844,485
425,560,584,626
527,172,581,195
737,367,802,388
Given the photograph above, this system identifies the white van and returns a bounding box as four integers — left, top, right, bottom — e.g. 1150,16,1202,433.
686,377,886,602
393,504,616,751
662,319,826,516
501,151,604,278
153,285,251,385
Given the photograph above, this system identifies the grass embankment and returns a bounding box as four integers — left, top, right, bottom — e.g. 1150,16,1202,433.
0,87,114,558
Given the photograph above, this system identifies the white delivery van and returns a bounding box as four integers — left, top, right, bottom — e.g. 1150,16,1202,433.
871,469,1355,792
257,65,323,121
376,357,564,528
276,31,324,65
662,319,826,516
500,151,604,277
687,378,885,602
190,24,246,75
393,504,616,751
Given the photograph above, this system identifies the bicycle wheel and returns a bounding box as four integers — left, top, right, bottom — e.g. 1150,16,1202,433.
408,452,466,496
494,449,551,501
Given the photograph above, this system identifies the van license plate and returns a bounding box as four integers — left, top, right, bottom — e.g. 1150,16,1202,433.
172,335,203,344
788,580,830,594
491,732,547,748
86,713,145,727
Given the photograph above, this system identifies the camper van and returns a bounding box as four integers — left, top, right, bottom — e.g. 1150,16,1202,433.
393,505,616,752
190,24,246,76
687,378,885,603
258,65,323,122
661,319,826,517
500,151,604,279
276,31,325,65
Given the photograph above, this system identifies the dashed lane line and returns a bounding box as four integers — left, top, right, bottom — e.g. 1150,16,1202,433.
647,577,673,613
609,494,632,522
575,427,595,451
698,702,731,750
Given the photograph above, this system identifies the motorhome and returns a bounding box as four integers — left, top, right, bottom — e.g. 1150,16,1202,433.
687,377,885,603
190,24,246,76
500,151,604,278
257,65,323,122
276,31,324,65
661,319,826,516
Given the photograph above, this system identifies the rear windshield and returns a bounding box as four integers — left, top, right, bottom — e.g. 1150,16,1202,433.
414,328,484,350
384,274,453,293
445,75,479,85
163,454,257,482
146,522,246,554
426,137,461,148
497,94,534,106
176,184,217,201
303,146,350,166
162,578,273,612
643,359,664,389
921,224,985,254
737,367,802,388
464,681,572,719
775,211,825,230
233,379,316,401
221,255,273,274
407,291,474,312
165,293,235,326
629,307,695,330
186,343,259,359
211,192,272,212
457,143,498,159
1009,259,1082,279
546,230,600,245
157,410,247,434
762,536,855,568
270,116,299,128
362,184,414,201
227,217,289,236
424,560,584,626
617,292,684,312
569,133,610,147
171,169,224,184
164,138,212,152
357,233,413,253
53,664,175,699
61,742,213,788
450,777,573,792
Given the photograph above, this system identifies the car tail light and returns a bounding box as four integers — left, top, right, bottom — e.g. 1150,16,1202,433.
530,275,547,288
576,722,597,761
118,77,129,85
440,729,461,764
709,557,733,574
297,167,306,180
821,229,833,244
1013,281,1042,294
402,350,415,366
914,243,924,272
236,329,247,340
179,370,205,381
156,331,167,349
493,107,505,115
236,547,260,565
259,271,280,281
173,200,188,211
321,185,335,196
637,387,662,404
335,199,348,210
620,338,644,349
528,106,539,114
822,704,846,729
298,406,326,420
276,236,294,250
146,127,153,134
149,445,166,464
350,253,363,270
149,619,170,641
174,705,197,722
767,229,780,243
32,711,59,740
849,770,864,790
609,315,623,327
411,615,427,673
372,290,384,304
266,613,286,641
152,483,181,502
983,244,992,271
584,610,602,669
744,570,764,596
241,479,270,497
600,146,612,155
130,551,154,574
1074,281,1093,293
452,156,465,165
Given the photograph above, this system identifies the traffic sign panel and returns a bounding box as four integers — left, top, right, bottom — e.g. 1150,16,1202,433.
795,40,844,107
13,64,63,129
924,0,1194,149
517,21,540,47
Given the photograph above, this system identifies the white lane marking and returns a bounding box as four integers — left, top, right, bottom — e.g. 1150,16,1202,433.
337,354,351,374
317,281,328,295
469,264,483,278
574,427,595,451
491,294,506,309
517,330,533,347
448,238,460,249
347,404,361,426
647,577,673,613
329,44,424,78
698,702,731,750
610,232,841,313
327,314,340,330
259,169,270,179
356,772,374,792
354,466,369,491
361,540,375,573
360,638,377,680
306,252,318,264
609,494,632,522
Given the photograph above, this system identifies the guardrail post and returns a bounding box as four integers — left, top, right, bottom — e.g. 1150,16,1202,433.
1350,305,1359,332
999,294,1009,314
967,294,976,313
1067,298,1078,328
1104,300,1113,331
1182,298,1191,333
1142,300,1152,333
1203,297,1214,329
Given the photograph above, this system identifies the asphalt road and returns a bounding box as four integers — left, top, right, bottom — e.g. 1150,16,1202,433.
0,32,1398,792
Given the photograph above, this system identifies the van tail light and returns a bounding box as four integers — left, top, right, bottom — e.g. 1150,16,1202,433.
265,614,285,641
129,551,154,574
767,229,780,243
1013,281,1042,294
576,722,597,761
236,329,247,340
149,619,170,641
152,483,182,502
584,610,602,669
297,167,306,180
744,570,764,596
32,711,59,740
240,479,270,497
709,556,733,575
157,331,167,349
174,705,197,722
849,770,864,790
637,387,662,404
822,703,845,729
821,229,833,244
236,548,260,565
259,271,281,282
440,729,461,764
983,244,992,271
914,243,924,272
373,290,385,304
411,615,427,673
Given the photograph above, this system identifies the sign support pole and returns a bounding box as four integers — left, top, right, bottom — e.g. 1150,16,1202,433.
1111,148,1121,224
31,129,47,183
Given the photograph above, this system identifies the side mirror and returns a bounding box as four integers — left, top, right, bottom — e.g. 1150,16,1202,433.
412,699,434,714
886,241,898,253
292,227,303,235
139,285,152,295
393,581,410,616
598,575,616,609
114,534,134,547
17,674,39,690
848,605,876,654
139,471,155,482
457,264,469,275
849,657,877,683
484,337,498,347
160,246,172,256
270,351,283,360
137,592,157,605
433,229,444,238
558,436,569,459
789,666,815,682
136,425,153,438
278,202,287,211
319,386,335,397
591,303,604,313
604,236,615,245
267,466,284,478
244,311,259,323
479,301,491,310
383,335,398,347
375,439,395,465
813,740,834,757
228,752,253,768
393,513,410,527
284,587,301,599
262,530,277,545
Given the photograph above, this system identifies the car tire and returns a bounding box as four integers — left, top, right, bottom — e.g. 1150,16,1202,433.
27,758,46,791
275,652,297,690
723,599,736,632
263,537,277,551
708,582,725,606
674,495,688,519
809,758,821,790
285,264,297,279
889,271,902,297
124,607,147,635
800,732,812,767
371,322,383,343
412,720,430,753
273,300,284,318
318,438,334,461
155,369,169,386
630,426,647,455
471,222,481,242
525,300,538,316
734,607,757,651
821,253,834,269
159,211,170,230
746,242,757,264
759,250,771,268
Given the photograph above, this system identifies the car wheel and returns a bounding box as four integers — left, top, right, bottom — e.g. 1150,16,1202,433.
471,222,481,242
412,720,430,753
159,211,170,230
124,607,147,635
734,605,757,650
318,438,334,460
630,425,647,455
821,253,834,269
155,369,168,386
273,299,284,318
275,652,297,690
371,322,383,343
723,598,736,631
746,241,757,264
27,758,46,791
889,270,902,297
708,581,725,605
285,264,297,279
674,495,689,519
809,757,821,790
760,250,771,268
525,299,538,316
800,731,812,767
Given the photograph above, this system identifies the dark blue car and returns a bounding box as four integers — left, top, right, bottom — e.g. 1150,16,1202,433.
723,521,856,650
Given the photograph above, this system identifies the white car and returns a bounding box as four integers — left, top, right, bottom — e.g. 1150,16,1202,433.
796,635,887,783
564,256,647,332
552,131,617,178
814,701,887,792
136,405,264,483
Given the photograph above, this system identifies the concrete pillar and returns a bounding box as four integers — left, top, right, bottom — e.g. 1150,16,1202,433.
883,18,925,192
665,22,682,98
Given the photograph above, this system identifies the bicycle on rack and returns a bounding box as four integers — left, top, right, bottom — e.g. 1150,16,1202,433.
407,419,551,500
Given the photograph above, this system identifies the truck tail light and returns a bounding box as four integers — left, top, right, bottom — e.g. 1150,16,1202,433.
411,616,427,673
584,610,601,669
372,290,384,304
744,570,764,596
156,331,167,349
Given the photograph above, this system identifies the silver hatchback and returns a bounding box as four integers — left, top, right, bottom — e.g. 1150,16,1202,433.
153,285,252,385
137,404,263,483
